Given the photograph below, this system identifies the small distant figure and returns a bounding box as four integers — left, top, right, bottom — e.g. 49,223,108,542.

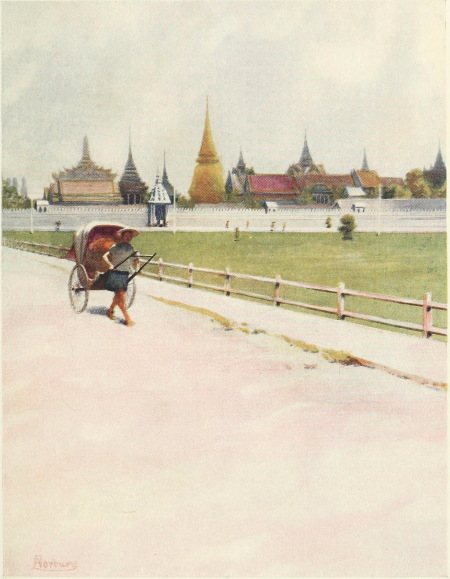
225,220,230,229
326,217,332,229
270,221,276,232
246,220,250,229
282,222,286,232
55,221,61,232
234,227,240,241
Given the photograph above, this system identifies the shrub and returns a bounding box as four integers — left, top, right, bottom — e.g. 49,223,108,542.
325,217,332,229
338,214,356,240
177,196,196,209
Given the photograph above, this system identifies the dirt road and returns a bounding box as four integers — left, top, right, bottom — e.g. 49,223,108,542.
2,248,446,576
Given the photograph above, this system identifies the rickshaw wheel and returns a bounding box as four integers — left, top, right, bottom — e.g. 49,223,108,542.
125,278,137,309
68,264,89,313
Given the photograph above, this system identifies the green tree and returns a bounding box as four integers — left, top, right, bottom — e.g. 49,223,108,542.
2,180,31,209
406,169,432,198
329,186,346,201
325,217,332,229
177,195,196,209
432,182,447,198
363,187,379,199
338,214,357,240
244,197,262,209
383,184,412,199
297,188,314,205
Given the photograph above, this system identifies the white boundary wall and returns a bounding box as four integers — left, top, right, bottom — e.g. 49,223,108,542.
2,205,446,232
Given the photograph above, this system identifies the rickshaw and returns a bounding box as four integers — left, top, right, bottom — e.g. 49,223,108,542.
66,221,156,313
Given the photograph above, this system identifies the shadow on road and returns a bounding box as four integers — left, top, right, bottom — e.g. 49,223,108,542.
87,306,109,317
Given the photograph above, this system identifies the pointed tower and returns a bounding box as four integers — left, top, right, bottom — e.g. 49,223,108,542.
188,100,225,204
119,136,148,204
299,132,314,171
237,149,246,172
434,145,446,170
161,151,175,203
361,149,369,171
80,135,91,167
225,171,233,197
424,144,446,187
20,177,28,198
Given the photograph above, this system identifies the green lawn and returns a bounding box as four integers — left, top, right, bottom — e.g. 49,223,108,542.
3,230,447,335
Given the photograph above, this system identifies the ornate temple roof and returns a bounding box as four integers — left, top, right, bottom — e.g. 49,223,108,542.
55,136,116,181
119,143,146,188
196,100,220,165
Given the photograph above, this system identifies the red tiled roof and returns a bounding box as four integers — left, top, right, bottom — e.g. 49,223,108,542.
380,177,405,186
248,174,296,194
248,174,297,193
354,170,380,188
296,174,354,188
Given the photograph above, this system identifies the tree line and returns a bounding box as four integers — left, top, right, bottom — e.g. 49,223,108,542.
2,179,31,209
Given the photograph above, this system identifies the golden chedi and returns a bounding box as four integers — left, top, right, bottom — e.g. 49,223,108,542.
188,100,225,204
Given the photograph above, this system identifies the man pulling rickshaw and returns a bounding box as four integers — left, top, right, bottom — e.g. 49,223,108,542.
66,221,156,326
102,227,140,326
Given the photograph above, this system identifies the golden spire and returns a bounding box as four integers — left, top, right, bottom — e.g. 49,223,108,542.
196,98,220,164
188,99,225,203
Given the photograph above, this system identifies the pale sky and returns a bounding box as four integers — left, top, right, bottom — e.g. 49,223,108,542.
1,0,446,198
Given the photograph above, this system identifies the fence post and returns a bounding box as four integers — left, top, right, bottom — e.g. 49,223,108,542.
423,292,432,338
188,262,193,288
158,258,164,281
224,267,231,296
337,282,345,319
274,274,281,306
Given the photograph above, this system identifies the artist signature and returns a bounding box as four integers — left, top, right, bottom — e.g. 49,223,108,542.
33,555,77,571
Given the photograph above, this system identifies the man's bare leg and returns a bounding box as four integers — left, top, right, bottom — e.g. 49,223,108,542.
116,289,134,326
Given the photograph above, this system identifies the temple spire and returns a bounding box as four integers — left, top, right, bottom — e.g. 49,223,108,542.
237,148,246,171
434,142,446,169
197,98,220,163
119,134,148,204
81,135,91,166
188,99,225,203
299,131,313,170
163,150,168,180
161,150,175,203
361,148,369,171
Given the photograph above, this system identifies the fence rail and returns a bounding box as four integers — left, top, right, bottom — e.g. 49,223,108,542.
145,258,447,339
3,237,447,339
2,237,69,258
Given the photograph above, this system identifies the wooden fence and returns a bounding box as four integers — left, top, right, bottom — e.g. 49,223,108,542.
3,238,69,258
3,237,447,339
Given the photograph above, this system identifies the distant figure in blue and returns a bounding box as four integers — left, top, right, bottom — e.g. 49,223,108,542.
103,228,140,326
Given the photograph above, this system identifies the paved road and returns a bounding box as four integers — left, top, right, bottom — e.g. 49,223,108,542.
3,248,446,576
